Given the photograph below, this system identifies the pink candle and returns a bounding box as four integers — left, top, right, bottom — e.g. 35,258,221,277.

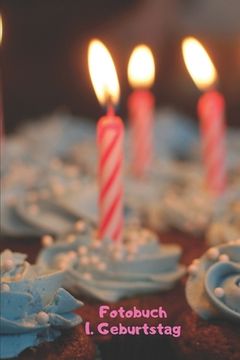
128,45,155,178
0,85,3,146
182,37,226,195
0,15,3,152
128,90,154,177
88,39,124,242
198,91,226,194
97,108,124,242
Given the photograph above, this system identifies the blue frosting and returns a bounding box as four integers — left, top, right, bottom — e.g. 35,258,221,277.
0,250,83,359
159,179,214,233
38,227,185,302
207,191,240,246
186,241,240,323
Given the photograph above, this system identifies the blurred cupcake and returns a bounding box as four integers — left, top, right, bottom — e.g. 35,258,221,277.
38,225,185,302
207,192,240,246
157,182,213,234
172,240,240,360
0,249,96,360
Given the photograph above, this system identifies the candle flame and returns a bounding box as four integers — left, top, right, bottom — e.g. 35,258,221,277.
182,37,218,91
88,39,120,107
128,44,155,89
0,15,2,45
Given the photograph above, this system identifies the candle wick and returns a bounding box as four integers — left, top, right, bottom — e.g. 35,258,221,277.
107,103,115,117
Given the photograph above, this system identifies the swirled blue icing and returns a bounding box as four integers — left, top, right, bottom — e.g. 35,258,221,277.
0,250,83,359
186,240,240,323
38,227,185,302
207,191,240,246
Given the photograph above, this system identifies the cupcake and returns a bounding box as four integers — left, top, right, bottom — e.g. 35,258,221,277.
1,113,95,237
37,223,186,358
38,225,185,303
3,156,96,237
172,240,240,360
0,249,96,360
156,181,214,234
207,192,240,246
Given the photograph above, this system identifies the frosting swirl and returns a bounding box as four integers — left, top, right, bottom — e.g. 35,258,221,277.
159,183,213,233
186,240,240,323
0,250,83,359
207,192,240,246
38,226,185,302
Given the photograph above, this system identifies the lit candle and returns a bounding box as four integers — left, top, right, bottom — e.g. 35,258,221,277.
182,37,226,195
127,45,155,178
88,39,124,242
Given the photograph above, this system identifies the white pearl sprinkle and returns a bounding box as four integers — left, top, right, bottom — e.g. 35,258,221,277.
90,255,99,264
214,287,225,298
112,251,123,261
108,243,114,251
138,237,147,245
39,190,49,200
127,254,135,261
193,258,200,265
91,230,98,239
127,244,138,255
91,241,101,249
141,229,152,239
6,197,17,206
207,247,220,260
97,262,107,271
52,183,65,196
0,283,10,292
67,251,77,260
28,204,39,215
129,217,140,227
50,158,62,169
65,165,78,177
188,264,198,275
127,231,138,243
66,234,76,243
57,260,68,270
113,242,122,252
83,272,92,280
27,192,38,202
36,311,49,324
78,246,88,256
3,259,14,272
75,220,86,232
41,235,54,247
22,321,35,328
79,256,90,266
219,254,230,262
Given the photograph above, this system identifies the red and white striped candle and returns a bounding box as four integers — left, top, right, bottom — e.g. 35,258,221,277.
0,15,4,153
128,45,155,178
97,108,124,242
128,90,154,177
182,37,226,196
198,91,226,194
88,39,124,242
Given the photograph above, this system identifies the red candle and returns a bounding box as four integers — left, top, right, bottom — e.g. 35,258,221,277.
0,15,4,152
0,84,3,147
198,91,226,194
128,45,155,178
97,108,124,242
182,37,226,195
128,90,154,177
88,39,124,242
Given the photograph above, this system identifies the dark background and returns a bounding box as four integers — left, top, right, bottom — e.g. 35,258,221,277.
1,0,240,132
